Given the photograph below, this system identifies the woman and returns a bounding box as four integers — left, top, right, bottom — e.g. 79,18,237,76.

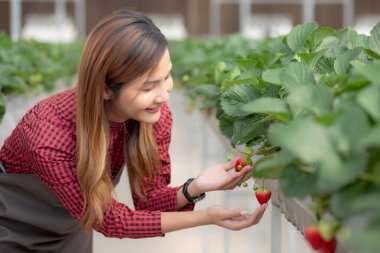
0,9,267,253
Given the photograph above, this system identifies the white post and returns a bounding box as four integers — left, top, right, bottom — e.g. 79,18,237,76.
54,0,66,42
343,0,355,28
74,0,86,37
10,0,22,41
239,0,251,35
271,204,281,253
303,0,315,23
209,0,221,36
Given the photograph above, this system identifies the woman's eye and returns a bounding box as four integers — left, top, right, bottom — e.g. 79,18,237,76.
165,72,172,80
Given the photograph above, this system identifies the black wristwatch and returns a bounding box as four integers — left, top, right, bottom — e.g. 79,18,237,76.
182,178,206,203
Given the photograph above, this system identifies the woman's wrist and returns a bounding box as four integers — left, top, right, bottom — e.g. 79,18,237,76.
187,178,204,197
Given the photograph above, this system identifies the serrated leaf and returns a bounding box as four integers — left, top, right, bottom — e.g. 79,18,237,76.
241,97,289,121
369,22,380,55
334,48,362,75
307,27,336,52
262,68,282,85
220,84,261,117
231,115,270,145
347,28,370,49
280,62,315,93
287,22,318,53
315,56,335,74
298,49,327,68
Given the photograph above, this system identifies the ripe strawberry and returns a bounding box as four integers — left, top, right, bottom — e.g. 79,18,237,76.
304,226,337,253
321,236,337,253
234,156,247,172
304,226,323,250
255,186,271,204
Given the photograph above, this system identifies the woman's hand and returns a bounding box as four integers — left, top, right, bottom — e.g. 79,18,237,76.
207,204,267,231
190,159,253,195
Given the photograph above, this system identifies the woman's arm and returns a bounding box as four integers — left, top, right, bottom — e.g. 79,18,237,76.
175,159,253,210
162,204,267,233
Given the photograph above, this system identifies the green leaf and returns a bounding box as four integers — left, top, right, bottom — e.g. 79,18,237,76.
262,68,282,85
280,165,317,197
220,67,242,92
280,62,315,93
363,125,380,148
355,61,380,86
369,22,380,55
346,224,380,253
286,84,334,117
287,22,318,53
328,105,369,156
220,84,261,117
240,97,289,121
357,84,380,122
330,182,380,219
347,28,370,49
315,56,335,74
268,118,336,164
218,113,234,139
334,48,362,75
254,151,294,178
298,49,327,68
0,93,5,122
231,115,270,145
306,27,336,52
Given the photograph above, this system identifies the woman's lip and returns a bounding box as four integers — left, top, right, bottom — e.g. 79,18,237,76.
145,106,160,113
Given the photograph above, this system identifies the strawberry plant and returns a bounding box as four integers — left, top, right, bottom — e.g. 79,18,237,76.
171,22,380,252
0,33,83,122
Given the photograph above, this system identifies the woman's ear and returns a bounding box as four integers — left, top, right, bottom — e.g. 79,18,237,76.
104,88,113,100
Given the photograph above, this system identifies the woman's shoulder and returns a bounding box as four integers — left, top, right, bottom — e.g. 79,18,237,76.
23,87,77,131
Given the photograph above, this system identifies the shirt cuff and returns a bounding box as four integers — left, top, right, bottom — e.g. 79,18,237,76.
174,185,196,211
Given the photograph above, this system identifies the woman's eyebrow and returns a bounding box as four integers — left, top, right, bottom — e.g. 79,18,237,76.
144,67,172,84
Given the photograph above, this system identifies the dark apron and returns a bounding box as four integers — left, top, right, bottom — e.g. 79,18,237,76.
0,163,93,253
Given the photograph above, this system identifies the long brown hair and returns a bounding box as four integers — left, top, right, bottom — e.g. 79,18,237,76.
76,9,167,230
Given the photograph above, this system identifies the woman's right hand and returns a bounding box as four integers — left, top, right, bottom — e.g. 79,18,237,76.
206,204,267,231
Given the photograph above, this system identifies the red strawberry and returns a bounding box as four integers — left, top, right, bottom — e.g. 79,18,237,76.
234,156,247,172
321,236,337,253
255,186,271,204
304,226,323,250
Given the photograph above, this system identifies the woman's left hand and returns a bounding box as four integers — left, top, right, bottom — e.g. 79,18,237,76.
191,158,253,195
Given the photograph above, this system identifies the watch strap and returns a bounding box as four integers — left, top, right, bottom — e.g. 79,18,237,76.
182,178,206,203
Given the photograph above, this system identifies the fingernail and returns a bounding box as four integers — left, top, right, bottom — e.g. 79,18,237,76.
240,211,248,216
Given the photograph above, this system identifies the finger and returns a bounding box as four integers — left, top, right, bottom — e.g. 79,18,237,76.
247,204,267,224
222,158,238,171
223,166,252,189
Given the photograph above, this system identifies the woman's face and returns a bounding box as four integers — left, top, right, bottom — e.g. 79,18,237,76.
106,48,173,124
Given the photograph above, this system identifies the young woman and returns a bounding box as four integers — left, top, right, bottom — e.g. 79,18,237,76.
0,9,267,253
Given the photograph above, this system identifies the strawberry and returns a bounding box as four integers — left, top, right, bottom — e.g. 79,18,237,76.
304,226,323,250
255,186,271,204
321,236,337,253
304,226,337,253
234,156,247,172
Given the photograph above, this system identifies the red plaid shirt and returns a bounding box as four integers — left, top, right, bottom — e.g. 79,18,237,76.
0,87,194,238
